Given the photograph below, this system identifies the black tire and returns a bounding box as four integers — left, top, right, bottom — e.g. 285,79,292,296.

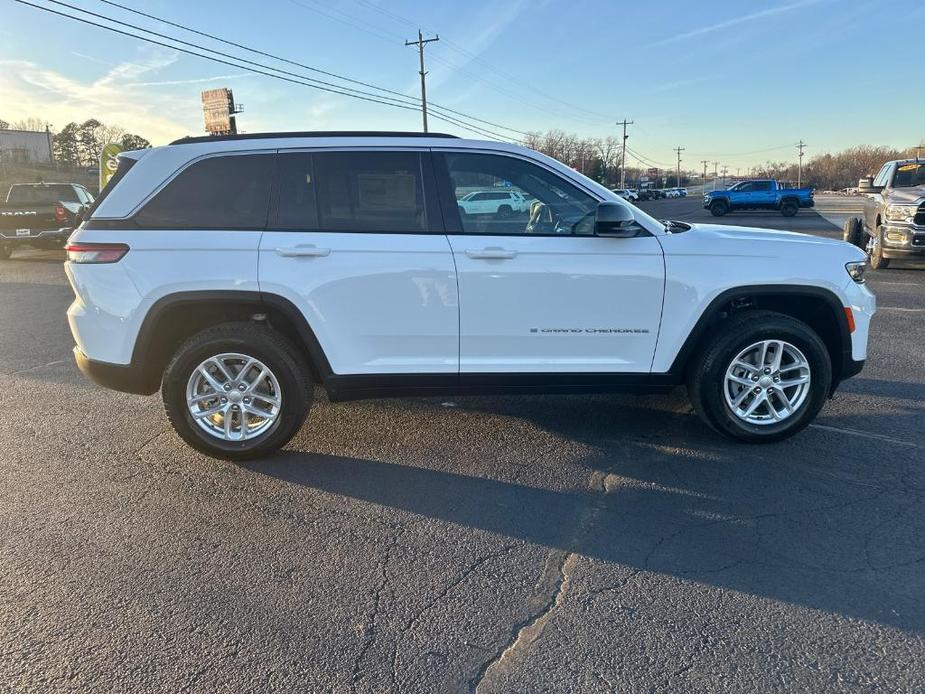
162,322,312,460
869,228,890,270
0,244,11,260
709,200,728,217
496,204,513,219
842,217,864,248
686,310,832,443
780,200,799,217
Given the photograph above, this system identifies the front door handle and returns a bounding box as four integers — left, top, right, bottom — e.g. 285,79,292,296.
276,245,331,258
465,247,517,260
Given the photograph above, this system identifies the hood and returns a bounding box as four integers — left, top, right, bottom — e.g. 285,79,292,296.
886,186,925,204
688,223,847,248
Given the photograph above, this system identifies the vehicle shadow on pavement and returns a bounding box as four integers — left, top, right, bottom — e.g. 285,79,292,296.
246,395,924,634
840,377,925,402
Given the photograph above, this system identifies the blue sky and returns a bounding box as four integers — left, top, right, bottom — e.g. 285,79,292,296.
1,0,923,169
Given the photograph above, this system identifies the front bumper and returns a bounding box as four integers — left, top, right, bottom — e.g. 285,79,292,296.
73,347,159,396
880,222,925,257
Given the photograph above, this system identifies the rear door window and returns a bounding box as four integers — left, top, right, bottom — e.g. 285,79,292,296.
311,151,428,233
135,153,272,229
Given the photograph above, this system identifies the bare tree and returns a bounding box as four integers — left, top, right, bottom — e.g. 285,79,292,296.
11,117,52,131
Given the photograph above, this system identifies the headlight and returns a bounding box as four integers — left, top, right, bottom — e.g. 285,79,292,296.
885,204,919,223
845,260,867,283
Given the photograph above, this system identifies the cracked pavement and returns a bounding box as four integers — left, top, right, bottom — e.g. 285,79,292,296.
2,207,924,693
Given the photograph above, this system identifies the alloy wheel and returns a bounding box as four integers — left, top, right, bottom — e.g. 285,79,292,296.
723,340,811,425
185,352,282,441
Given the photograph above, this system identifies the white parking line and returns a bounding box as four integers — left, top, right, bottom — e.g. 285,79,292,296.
877,306,925,313
868,281,921,287
809,423,918,448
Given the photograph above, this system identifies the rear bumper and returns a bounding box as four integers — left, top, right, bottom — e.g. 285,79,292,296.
0,228,71,245
73,347,158,395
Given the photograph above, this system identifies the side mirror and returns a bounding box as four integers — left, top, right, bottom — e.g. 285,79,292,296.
857,177,883,195
595,201,638,238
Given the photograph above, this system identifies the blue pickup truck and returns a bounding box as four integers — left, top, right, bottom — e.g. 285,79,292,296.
702,179,814,217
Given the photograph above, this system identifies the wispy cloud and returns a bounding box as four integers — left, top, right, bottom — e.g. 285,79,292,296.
126,73,249,88
646,75,717,95
651,0,822,47
424,0,535,91
0,47,200,142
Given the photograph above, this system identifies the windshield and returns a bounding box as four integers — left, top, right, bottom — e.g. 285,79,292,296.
892,162,925,188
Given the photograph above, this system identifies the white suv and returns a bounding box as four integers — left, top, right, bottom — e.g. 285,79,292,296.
66,132,875,459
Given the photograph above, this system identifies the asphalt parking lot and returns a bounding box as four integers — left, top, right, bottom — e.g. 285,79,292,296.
2,202,924,692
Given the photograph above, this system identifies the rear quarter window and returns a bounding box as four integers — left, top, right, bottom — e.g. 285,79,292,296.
135,153,273,229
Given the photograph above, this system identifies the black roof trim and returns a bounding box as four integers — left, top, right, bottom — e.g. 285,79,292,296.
169,131,459,145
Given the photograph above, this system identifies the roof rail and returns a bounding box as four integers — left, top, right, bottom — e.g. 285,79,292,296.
168,131,459,145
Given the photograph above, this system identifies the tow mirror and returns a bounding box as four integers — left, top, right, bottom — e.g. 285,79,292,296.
857,177,882,195
595,201,638,238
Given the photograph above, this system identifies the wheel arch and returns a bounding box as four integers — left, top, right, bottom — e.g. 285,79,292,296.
131,290,332,392
668,285,851,391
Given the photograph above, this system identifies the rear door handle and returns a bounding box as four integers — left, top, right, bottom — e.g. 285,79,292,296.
464,247,517,260
276,245,331,258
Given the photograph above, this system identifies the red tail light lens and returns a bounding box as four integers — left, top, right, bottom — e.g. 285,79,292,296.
55,205,67,223
65,242,129,264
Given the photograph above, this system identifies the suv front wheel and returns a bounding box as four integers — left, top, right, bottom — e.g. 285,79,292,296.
162,323,312,460
687,311,832,442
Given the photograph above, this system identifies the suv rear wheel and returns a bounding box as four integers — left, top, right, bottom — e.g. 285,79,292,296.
162,322,312,460
687,311,831,442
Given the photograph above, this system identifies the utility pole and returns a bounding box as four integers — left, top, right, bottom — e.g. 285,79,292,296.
405,29,439,133
673,146,685,187
701,160,708,191
713,161,718,191
797,140,806,187
721,165,729,188
915,141,923,161
616,119,633,189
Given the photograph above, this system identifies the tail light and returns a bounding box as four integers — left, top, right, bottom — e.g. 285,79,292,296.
65,242,129,264
55,205,67,223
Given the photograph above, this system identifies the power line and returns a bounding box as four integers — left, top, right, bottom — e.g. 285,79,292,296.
14,0,423,112
18,0,527,141
625,145,669,169
40,0,423,109
350,0,614,124
98,0,532,139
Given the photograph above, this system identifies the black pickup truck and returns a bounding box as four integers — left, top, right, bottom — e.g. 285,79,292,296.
0,183,94,259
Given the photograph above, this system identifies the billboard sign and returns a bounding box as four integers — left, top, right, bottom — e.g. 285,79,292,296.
99,142,123,191
202,88,237,135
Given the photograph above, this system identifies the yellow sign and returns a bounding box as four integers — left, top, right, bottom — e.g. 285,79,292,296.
100,142,123,190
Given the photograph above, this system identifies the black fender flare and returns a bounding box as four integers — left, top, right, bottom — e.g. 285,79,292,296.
666,284,852,383
131,290,334,386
